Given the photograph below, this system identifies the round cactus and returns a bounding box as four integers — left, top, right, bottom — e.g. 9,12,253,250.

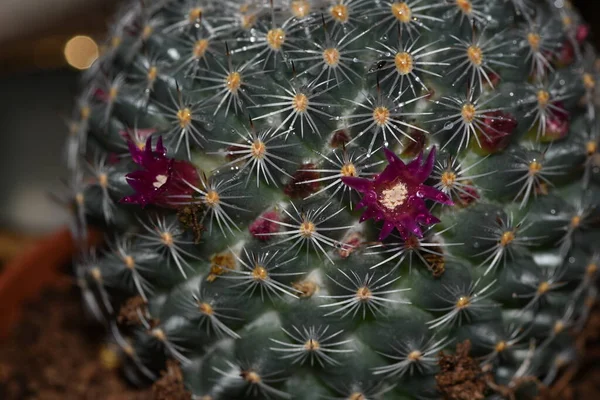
64,0,600,398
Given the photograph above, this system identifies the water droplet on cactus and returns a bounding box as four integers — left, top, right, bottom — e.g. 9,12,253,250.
444,122,454,130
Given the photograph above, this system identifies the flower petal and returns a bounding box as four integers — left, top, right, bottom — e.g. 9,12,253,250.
414,147,436,182
378,221,396,241
401,215,423,238
341,176,373,193
417,184,454,205
384,147,406,172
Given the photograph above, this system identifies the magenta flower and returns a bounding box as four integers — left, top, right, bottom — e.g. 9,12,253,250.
121,136,200,208
545,103,570,140
341,147,453,241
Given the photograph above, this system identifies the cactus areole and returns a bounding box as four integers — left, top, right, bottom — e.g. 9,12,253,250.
65,0,600,399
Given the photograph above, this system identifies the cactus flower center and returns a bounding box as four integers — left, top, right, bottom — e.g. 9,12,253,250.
441,171,457,188
161,232,174,246
111,36,122,49
571,215,581,227
456,296,471,309
408,350,422,361
391,2,412,23
467,46,483,66
500,231,515,247
267,28,286,50
98,173,109,188
124,255,135,269
537,281,550,294
323,48,341,66
340,163,357,177
304,339,320,351
395,52,414,75
456,0,472,14
528,161,543,176
537,90,550,107
587,263,598,276
349,393,366,400
380,181,409,210
226,72,242,93
80,106,91,120
583,73,596,90
356,286,372,301
147,66,158,82
177,108,193,128
373,106,390,126
461,103,477,123
252,265,268,280
554,321,565,334
250,140,266,158
205,190,220,207
188,7,203,22
193,39,210,58
153,174,168,189
198,302,214,315
527,32,541,51
109,86,119,101
241,13,256,29
242,371,262,384
142,25,153,39
151,328,166,342
495,341,507,353
291,0,311,18
75,192,85,206
293,93,309,113
330,4,349,23
292,280,318,297
299,221,316,237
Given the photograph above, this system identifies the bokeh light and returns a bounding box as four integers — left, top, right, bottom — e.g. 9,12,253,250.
64,35,98,70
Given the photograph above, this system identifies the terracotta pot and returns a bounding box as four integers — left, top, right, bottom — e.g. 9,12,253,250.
0,227,101,340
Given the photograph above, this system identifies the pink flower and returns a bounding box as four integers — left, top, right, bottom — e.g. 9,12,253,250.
475,111,518,154
342,147,453,241
121,136,200,208
249,210,281,240
546,103,570,140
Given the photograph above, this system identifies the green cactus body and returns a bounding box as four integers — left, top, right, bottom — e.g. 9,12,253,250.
65,0,600,398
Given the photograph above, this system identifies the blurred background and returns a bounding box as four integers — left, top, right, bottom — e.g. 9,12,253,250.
0,0,118,263
0,0,599,264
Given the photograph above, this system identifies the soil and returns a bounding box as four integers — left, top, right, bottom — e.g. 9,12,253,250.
0,279,152,400
1,278,600,400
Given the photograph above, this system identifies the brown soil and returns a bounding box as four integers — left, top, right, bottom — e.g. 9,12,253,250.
436,340,492,400
437,305,600,400
0,279,152,400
